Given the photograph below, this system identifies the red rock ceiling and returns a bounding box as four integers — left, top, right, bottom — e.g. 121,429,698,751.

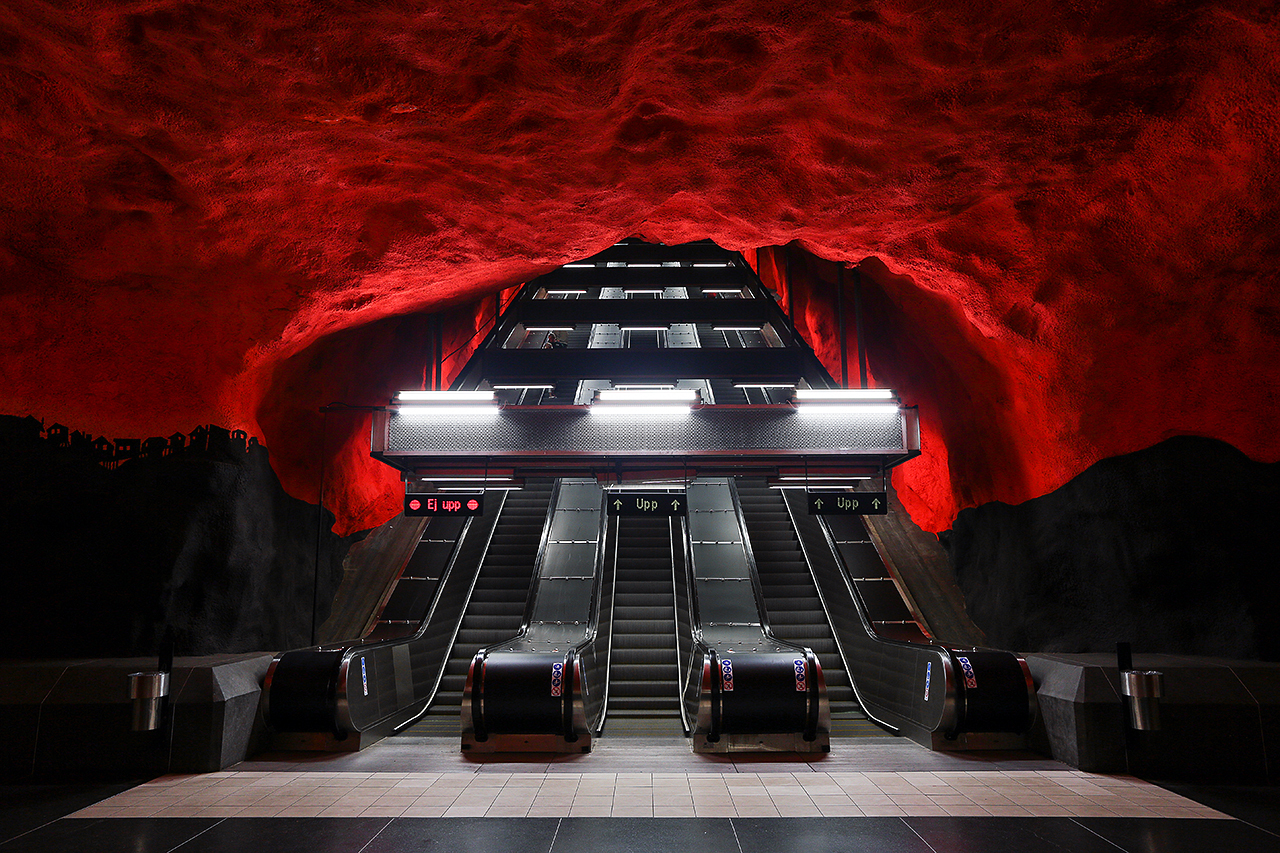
3,1,1278,535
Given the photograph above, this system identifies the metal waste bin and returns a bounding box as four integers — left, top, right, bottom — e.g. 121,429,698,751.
129,671,170,731
1120,670,1163,730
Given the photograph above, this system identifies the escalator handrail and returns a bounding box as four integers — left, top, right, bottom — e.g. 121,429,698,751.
334,490,512,732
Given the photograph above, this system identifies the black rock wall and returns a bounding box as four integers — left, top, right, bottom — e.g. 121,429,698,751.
945,436,1280,660
0,416,359,658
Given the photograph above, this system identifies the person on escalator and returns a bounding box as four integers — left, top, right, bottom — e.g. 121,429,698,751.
543,332,568,349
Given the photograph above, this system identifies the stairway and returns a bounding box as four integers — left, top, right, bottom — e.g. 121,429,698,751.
604,515,682,724
735,480,860,716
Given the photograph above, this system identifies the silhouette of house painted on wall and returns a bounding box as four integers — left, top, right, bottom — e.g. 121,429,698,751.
90,436,113,463
114,438,140,463
0,415,43,444
230,429,248,453
142,437,168,459
168,432,186,454
188,425,210,454
46,423,69,447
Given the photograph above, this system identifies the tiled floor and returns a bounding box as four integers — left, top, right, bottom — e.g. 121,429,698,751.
3,735,1278,852
70,768,1228,820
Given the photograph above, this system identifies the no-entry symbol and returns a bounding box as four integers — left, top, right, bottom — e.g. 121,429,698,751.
404,493,485,517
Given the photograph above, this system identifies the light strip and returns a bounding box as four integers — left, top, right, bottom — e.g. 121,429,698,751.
597,389,698,403
628,263,661,268
396,390,495,402
714,326,763,332
590,406,693,417
396,406,500,417
701,287,745,294
768,483,865,490
778,475,872,481
438,485,524,491
492,384,554,390
545,289,587,295
620,325,670,332
794,388,896,401
420,476,513,482
563,263,593,268
734,383,797,389
623,289,665,294
796,403,901,416
693,262,731,267
525,326,575,332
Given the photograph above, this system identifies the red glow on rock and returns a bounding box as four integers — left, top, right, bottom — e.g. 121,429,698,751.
2,2,1278,535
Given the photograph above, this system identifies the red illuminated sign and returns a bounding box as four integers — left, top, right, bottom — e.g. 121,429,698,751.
404,493,485,517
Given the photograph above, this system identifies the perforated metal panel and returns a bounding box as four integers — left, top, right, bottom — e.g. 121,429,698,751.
383,407,904,457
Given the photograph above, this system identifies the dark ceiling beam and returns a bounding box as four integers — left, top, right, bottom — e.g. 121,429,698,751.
516,300,771,327
480,348,805,382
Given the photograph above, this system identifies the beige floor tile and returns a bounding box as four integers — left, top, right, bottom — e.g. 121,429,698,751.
859,804,907,817
235,806,285,817
654,806,697,817
568,806,613,817
817,804,867,817
402,806,449,817
693,806,737,817
485,806,532,817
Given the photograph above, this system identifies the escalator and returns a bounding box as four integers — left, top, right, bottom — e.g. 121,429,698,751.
603,514,682,733
420,480,555,721
735,481,859,718
264,481,552,744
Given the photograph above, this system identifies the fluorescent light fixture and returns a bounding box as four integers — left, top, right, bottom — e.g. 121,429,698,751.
396,390,495,403
590,405,693,417
793,388,896,401
396,406,500,418
525,326,575,332
701,287,745,294
419,476,513,482
713,325,763,332
693,262,731,267
620,325,670,332
492,384,554,390
768,482,865,490
778,475,872,481
604,484,688,491
628,263,661,268
795,403,901,416
545,289,587,295
734,382,797,389
623,288,665,295
439,485,524,491
563,263,594,268
597,389,698,403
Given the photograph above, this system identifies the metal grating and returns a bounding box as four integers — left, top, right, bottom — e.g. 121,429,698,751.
383,407,904,456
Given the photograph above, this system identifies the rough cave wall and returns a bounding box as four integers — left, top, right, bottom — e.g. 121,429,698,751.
2,2,1280,655
0,416,357,657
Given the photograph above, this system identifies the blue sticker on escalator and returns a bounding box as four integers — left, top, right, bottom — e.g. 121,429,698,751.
794,658,807,692
551,661,564,697
924,661,931,701
720,658,734,692
957,656,978,689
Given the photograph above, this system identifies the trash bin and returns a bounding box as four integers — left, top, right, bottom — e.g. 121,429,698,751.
128,671,170,731
1120,670,1163,730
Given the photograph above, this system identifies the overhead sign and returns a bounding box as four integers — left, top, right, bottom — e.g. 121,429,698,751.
607,492,687,517
405,493,484,517
806,491,888,515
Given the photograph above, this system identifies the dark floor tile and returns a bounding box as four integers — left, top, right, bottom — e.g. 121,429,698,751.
553,818,737,853
904,817,1125,853
1076,817,1280,852
177,817,390,853
0,817,220,853
365,818,559,853
1161,785,1280,835
732,817,931,853
0,782,134,843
